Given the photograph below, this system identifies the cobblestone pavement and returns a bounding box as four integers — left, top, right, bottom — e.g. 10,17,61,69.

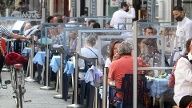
0,71,72,108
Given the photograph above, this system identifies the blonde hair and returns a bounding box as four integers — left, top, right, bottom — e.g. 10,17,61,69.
86,35,97,47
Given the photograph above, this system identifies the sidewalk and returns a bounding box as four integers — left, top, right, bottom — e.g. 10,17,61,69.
0,71,72,108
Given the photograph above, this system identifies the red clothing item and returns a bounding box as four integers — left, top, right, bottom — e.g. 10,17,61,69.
0,38,6,55
5,52,28,66
108,55,145,99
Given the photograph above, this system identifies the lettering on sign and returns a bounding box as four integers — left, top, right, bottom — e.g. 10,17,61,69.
11,10,41,19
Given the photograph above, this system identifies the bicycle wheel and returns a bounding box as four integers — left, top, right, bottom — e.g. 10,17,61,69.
11,68,17,92
13,69,19,108
17,85,23,108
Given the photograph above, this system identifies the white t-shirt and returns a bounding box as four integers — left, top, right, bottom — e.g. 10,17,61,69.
78,47,99,79
78,47,98,69
104,58,111,68
175,17,192,50
174,56,192,106
110,8,135,29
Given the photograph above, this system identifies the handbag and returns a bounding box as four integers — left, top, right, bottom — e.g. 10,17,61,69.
168,72,175,88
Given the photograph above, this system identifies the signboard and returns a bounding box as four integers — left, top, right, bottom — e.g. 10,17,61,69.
110,0,120,7
11,10,41,19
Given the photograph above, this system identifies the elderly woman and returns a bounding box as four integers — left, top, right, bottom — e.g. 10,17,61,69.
108,40,146,99
108,40,134,99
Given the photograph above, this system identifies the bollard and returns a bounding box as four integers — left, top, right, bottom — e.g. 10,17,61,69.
102,67,108,108
67,52,84,108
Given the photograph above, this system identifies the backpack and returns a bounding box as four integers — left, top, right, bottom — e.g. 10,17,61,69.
168,55,192,88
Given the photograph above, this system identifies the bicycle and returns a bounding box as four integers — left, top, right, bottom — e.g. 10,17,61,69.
5,52,27,108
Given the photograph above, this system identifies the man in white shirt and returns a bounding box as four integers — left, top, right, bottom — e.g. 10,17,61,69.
172,6,192,62
110,2,135,30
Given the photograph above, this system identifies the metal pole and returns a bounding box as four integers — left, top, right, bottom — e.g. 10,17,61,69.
45,45,49,86
30,35,34,79
25,35,35,82
102,67,107,108
161,33,165,67
67,52,84,108
54,52,64,99
41,0,46,23
94,59,98,108
40,29,54,90
74,52,78,103
133,21,138,108
94,87,98,108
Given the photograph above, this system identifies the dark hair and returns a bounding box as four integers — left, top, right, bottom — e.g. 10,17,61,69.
109,40,123,61
144,26,153,32
88,20,96,26
121,2,128,8
57,18,63,23
185,38,192,54
93,22,100,28
19,1,24,5
173,6,184,11
179,95,192,108
47,16,53,23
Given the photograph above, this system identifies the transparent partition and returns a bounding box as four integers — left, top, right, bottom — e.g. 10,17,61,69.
77,29,128,66
0,17,42,53
64,16,111,28
0,18,17,30
0,17,41,32
77,29,130,108
62,26,89,53
132,21,177,108
40,23,61,46
136,22,177,68
43,24,89,53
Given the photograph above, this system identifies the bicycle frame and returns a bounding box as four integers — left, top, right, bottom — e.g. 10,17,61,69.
10,64,26,108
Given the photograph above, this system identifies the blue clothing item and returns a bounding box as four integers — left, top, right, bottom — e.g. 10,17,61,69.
148,77,169,98
84,65,103,86
22,47,31,56
33,51,46,65
50,55,61,73
38,37,52,45
64,60,74,75
50,55,68,74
